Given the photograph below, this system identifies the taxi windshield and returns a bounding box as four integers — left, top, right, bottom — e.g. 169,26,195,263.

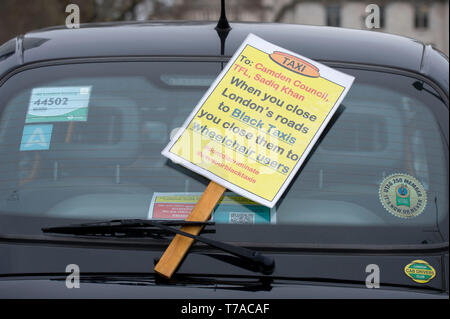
0,61,447,246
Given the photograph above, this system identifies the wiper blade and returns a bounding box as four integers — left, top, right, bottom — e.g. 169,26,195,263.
42,219,275,274
43,219,212,235
43,219,215,239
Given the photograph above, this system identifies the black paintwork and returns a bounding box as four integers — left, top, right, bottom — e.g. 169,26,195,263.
0,21,448,95
0,21,448,298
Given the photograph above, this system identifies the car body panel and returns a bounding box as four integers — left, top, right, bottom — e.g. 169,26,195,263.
0,22,448,95
0,242,447,298
1,278,447,299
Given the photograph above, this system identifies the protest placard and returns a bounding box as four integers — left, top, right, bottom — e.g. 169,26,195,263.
155,34,354,278
162,34,354,207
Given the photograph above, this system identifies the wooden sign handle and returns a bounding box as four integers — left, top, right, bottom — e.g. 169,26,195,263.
154,181,226,278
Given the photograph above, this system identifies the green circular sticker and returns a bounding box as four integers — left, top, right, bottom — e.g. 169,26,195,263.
379,173,427,218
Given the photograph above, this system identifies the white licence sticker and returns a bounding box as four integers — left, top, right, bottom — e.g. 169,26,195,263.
26,86,92,123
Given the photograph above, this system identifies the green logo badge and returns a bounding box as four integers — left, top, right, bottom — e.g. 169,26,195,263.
395,184,410,207
404,260,436,284
379,173,427,218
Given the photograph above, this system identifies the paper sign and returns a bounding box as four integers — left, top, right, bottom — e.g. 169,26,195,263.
148,192,275,224
20,124,53,151
162,34,354,207
26,86,92,123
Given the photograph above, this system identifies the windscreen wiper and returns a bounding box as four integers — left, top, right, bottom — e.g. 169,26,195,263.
42,219,275,274
43,219,213,238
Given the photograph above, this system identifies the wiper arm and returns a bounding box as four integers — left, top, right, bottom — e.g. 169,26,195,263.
42,219,275,274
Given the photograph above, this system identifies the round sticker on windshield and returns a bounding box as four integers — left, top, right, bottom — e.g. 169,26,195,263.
379,173,427,219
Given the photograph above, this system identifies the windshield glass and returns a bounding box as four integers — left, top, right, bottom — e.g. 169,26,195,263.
0,61,448,245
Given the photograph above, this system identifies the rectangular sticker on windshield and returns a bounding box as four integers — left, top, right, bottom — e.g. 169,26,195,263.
20,124,53,151
148,192,276,224
26,86,92,123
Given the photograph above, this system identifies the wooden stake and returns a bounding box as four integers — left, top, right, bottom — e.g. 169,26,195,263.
154,181,226,278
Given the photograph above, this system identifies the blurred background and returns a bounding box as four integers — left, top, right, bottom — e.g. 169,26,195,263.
0,0,448,55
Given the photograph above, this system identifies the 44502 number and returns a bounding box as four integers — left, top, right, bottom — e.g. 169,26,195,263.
33,97,69,106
